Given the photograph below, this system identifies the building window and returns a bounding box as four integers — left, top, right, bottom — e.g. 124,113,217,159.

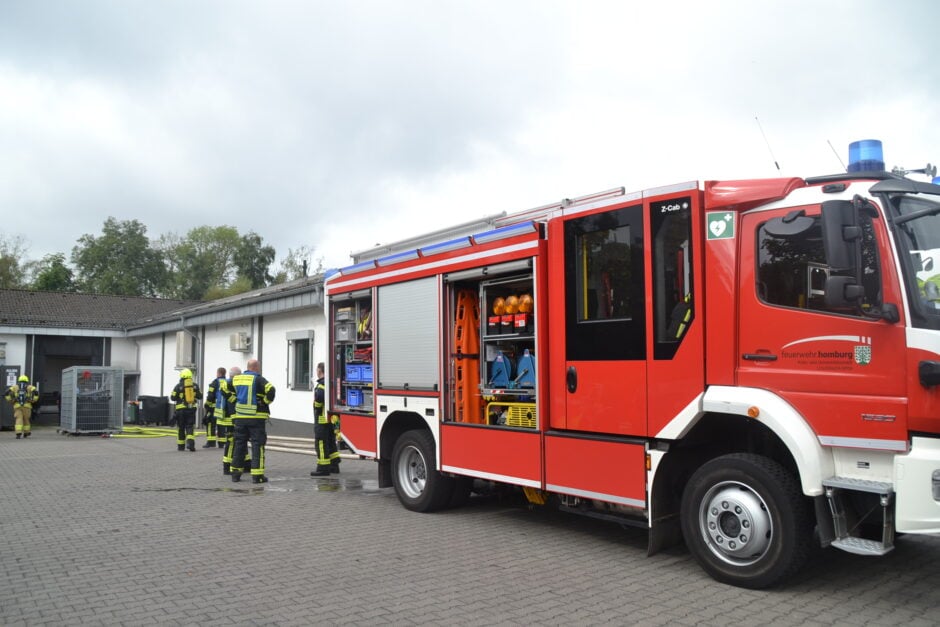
286,331,315,390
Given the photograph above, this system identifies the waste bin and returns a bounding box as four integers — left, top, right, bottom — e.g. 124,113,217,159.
125,401,139,424
138,396,170,425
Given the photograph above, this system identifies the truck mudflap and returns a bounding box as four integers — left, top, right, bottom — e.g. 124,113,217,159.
895,436,940,534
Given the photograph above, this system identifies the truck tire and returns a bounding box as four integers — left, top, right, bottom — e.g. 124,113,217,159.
680,453,812,589
391,429,453,512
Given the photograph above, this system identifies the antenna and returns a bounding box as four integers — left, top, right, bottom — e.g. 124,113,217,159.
755,116,781,172
827,139,847,171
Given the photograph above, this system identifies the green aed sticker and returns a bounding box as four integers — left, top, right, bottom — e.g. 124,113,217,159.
706,212,735,240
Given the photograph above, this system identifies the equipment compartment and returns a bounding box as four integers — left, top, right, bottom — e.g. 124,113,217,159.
331,293,374,415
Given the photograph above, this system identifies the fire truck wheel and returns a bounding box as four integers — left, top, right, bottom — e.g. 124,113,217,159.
680,453,813,589
391,429,454,513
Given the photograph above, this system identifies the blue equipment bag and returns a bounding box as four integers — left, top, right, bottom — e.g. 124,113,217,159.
488,352,512,388
514,349,536,388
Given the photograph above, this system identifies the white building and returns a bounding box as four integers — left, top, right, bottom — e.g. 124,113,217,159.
0,276,325,437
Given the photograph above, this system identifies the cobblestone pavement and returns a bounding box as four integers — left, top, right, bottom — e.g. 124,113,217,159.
1,426,939,626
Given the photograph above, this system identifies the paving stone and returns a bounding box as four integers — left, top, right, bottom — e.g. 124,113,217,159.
1,426,940,625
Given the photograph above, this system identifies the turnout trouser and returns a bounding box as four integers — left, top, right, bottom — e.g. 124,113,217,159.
14,406,32,436
231,418,267,477
204,415,217,446
175,409,196,450
315,421,340,469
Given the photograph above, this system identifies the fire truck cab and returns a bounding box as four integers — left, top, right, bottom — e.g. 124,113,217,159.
324,162,940,588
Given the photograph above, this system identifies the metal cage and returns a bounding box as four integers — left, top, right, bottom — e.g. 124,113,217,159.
60,366,124,434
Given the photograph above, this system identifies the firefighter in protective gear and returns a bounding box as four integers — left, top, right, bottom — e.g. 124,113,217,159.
202,367,225,449
226,358,275,484
170,368,202,452
5,375,39,439
310,362,340,476
217,366,251,475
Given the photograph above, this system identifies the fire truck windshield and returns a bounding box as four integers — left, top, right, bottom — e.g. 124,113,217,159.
889,193,940,326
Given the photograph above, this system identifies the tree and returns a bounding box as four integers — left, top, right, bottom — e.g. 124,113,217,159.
31,253,75,292
273,245,323,284
0,235,30,289
203,275,254,301
234,232,275,289
71,217,168,297
160,226,241,300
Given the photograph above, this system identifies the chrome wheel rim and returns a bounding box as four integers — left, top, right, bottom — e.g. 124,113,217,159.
698,480,773,566
396,443,428,500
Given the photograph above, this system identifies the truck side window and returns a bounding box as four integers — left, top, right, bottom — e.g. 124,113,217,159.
757,212,882,315
564,204,646,361
574,224,633,321
652,197,693,360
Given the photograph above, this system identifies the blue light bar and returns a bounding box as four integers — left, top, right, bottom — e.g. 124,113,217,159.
339,260,376,275
847,139,885,172
472,221,538,245
375,249,420,267
419,236,471,256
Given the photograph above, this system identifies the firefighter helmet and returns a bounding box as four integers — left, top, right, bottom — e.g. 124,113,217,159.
492,297,505,315
18,375,28,383
504,295,519,314
180,369,193,379
518,293,533,313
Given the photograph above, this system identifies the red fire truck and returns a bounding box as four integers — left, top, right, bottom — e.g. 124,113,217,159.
324,147,940,588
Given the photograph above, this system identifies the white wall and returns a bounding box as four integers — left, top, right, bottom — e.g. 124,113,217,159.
110,338,138,371
0,334,27,371
137,334,168,397
255,308,326,425
202,320,253,390
130,307,327,425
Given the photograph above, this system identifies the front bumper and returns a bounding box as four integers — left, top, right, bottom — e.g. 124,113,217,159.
895,436,940,534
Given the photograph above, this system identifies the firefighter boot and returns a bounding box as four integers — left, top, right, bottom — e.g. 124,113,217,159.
23,431,30,438
202,441,214,448
16,433,21,439
187,441,196,452
251,475,268,484
330,461,341,474
231,471,242,483
178,444,185,451
311,465,330,477
223,462,231,476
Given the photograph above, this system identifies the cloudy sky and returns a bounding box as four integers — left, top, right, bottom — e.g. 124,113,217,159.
1,0,938,273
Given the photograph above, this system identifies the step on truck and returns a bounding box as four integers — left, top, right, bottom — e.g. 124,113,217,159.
323,143,940,588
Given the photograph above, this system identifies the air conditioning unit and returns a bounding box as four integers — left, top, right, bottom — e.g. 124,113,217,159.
175,331,195,367
230,332,252,352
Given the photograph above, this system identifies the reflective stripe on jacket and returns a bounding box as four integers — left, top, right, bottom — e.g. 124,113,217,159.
171,379,202,411
314,379,327,424
228,371,275,419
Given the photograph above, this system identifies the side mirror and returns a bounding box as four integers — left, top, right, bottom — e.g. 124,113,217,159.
821,200,861,273
927,282,940,301
825,275,864,308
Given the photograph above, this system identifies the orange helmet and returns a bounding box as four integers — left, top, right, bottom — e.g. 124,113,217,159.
504,295,519,314
518,294,533,313
492,297,505,315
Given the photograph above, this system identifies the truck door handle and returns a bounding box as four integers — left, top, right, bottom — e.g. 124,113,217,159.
742,353,778,362
566,366,577,393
